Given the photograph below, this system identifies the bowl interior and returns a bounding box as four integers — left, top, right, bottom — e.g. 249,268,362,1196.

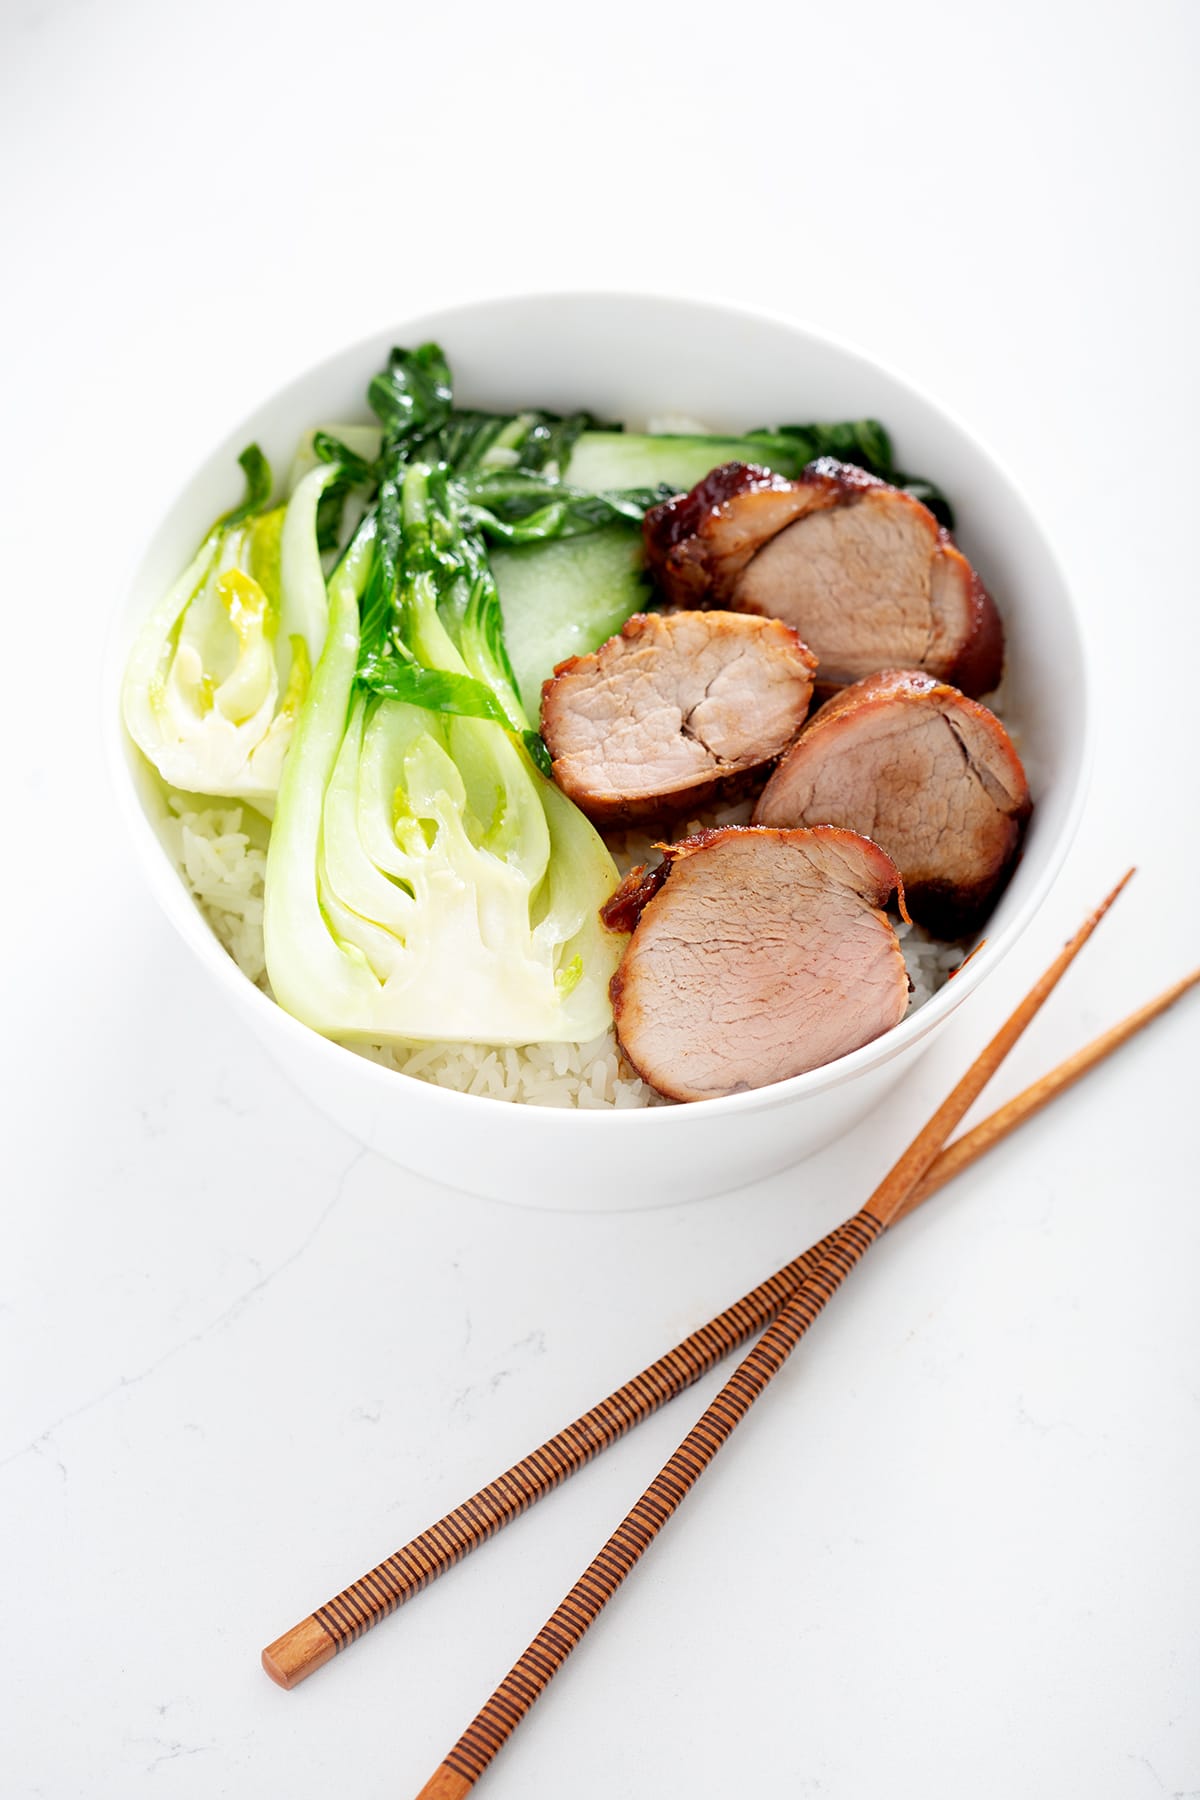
108,292,1089,1124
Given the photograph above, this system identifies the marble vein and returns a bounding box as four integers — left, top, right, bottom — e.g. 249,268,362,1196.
0,1146,367,1474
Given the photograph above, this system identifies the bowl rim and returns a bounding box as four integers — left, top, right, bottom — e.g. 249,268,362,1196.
104,286,1093,1127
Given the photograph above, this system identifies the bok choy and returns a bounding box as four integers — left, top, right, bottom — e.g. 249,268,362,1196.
122,449,348,813
263,348,634,1046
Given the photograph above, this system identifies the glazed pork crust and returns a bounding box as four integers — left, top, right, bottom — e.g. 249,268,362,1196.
643,459,1003,697
753,670,1031,937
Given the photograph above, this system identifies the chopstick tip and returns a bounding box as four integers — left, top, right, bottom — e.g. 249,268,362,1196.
413,1767,473,1800
260,1617,337,1690
1078,867,1136,935
1106,865,1136,907
261,1647,293,1690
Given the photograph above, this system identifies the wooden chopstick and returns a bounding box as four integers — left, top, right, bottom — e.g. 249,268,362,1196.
409,874,1133,1798
894,963,1198,1220
262,921,1196,1697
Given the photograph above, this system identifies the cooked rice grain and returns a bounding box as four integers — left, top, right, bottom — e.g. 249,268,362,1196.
163,797,269,985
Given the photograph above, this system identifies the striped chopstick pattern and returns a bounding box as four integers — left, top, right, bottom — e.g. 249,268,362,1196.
413,876,1136,1795
438,1213,884,1790
266,889,1192,1699
267,1225,844,1680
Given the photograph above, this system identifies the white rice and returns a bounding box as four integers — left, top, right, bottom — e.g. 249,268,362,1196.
163,799,270,985
163,791,964,1109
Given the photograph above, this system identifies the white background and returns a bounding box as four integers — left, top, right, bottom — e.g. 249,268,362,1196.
3,2,1198,1796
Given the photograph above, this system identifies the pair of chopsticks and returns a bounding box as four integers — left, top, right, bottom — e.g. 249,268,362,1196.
262,871,1197,1799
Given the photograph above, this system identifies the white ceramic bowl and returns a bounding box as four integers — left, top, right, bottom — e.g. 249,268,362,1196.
106,293,1090,1210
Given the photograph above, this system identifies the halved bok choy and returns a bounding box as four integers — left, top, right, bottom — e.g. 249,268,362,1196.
122,449,347,814
263,459,624,1047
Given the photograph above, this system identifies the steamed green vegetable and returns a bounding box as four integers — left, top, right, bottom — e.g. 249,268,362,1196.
263,353,629,1046
122,450,344,814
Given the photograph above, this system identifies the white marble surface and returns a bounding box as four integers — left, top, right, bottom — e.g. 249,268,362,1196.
3,1,1199,1794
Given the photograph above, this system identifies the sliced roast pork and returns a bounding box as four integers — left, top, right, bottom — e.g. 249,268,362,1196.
643,459,1002,696
603,825,909,1101
540,610,817,826
753,670,1031,937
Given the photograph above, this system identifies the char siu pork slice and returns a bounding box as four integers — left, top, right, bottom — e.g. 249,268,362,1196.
753,670,1031,938
643,459,1003,697
539,611,817,826
603,825,909,1102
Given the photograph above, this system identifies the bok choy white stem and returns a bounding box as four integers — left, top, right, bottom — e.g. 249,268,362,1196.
263,470,622,1046
263,342,629,1046
122,450,346,814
